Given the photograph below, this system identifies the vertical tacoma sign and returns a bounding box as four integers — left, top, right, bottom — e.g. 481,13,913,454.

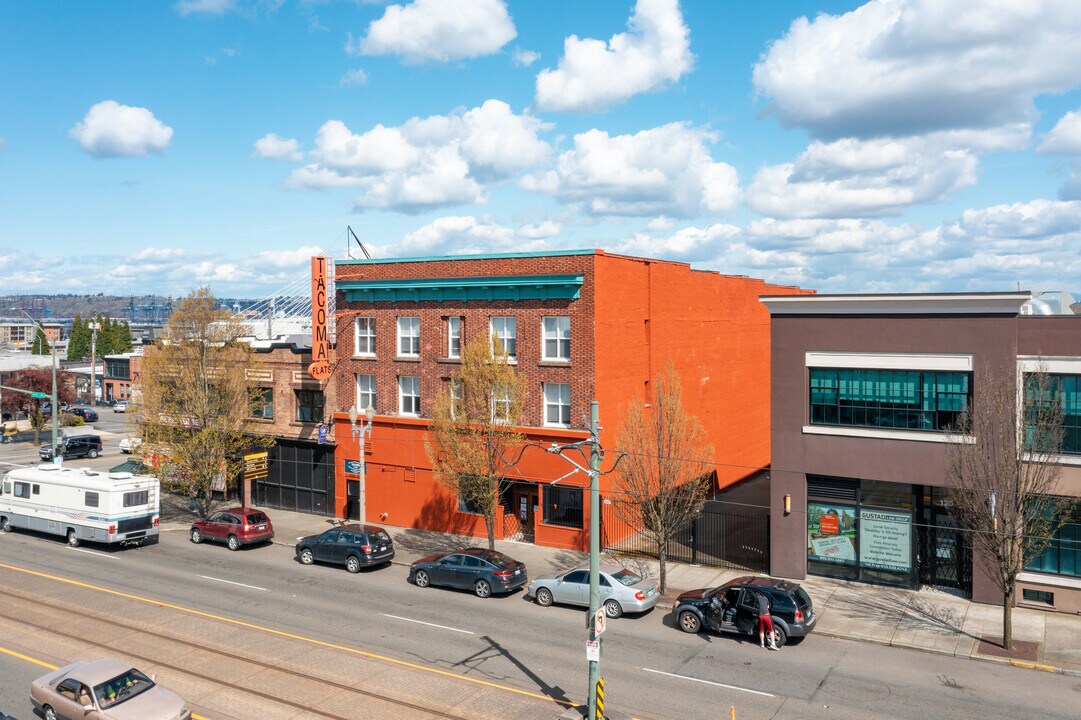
308,256,333,381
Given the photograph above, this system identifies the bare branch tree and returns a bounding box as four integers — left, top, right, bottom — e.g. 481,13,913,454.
945,368,1072,650
425,334,526,550
137,288,272,516
613,363,714,594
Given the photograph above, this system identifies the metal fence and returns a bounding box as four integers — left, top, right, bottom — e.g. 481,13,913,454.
601,501,770,573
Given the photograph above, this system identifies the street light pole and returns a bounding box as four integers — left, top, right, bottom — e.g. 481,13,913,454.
586,400,602,719
18,310,60,465
348,404,375,522
88,321,100,405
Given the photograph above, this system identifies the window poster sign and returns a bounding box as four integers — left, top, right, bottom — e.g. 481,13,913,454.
859,507,912,572
808,502,857,564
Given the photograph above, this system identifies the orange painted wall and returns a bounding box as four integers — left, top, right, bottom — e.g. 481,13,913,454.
593,253,811,494
332,412,591,550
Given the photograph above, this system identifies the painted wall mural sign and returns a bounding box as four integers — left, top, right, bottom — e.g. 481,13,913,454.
308,256,332,380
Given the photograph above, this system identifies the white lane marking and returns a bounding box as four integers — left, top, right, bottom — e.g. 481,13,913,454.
198,575,268,592
642,667,776,698
382,613,475,635
67,547,118,559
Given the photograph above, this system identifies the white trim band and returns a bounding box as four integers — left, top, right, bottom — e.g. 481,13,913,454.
806,351,973,372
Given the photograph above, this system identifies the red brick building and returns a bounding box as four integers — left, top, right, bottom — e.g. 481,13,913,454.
331,250,809,551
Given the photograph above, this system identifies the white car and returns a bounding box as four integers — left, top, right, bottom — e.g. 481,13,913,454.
119,436,143,454
113,402,129,413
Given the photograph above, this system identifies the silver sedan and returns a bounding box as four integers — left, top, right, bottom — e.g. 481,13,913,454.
528,563,660,618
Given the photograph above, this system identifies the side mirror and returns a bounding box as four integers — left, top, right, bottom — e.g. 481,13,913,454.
150,674,156,682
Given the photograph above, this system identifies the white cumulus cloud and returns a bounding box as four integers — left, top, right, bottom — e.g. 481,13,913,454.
340,68,370,87
285,100,550,213
520,122,738,218
1038,109,1081,155
518,220,561,239
536,0,693,113
69,101,173,159
512,48,540,67
353,0,515,64
253,133,303,162
753,0,1081,140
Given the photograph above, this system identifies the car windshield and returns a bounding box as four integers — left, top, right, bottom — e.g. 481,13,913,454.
246,513,268,524
611,569,643,586
94,668,155,708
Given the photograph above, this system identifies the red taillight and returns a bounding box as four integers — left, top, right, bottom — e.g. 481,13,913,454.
362,545,373,554
153,516,159,527
493,570,513,577
108,525,116,535
635,591,645,601
795,609,805,623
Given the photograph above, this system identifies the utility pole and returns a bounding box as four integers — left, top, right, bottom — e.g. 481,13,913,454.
587,400,602,719
88,321,100,405
16,310,61,465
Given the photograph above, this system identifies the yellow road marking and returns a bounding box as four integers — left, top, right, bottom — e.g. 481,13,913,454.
0,561,575,707
0,644,210,719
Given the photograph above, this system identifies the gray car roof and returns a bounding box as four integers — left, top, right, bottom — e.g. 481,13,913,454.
64,659,132,686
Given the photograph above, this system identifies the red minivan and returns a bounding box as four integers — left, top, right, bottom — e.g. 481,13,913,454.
190,507,274,551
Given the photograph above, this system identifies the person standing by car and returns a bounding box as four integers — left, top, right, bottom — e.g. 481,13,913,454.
755,590,779,650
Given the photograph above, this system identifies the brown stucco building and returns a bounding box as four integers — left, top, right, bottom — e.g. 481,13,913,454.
761,292,1081,612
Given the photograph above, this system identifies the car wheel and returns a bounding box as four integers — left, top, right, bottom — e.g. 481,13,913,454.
88,448,99,458
771,625,788,648
474,579,492,598
346,556,362,573
190,528,202,544
414,569,430,587
1,518,11,533
227,535,240,551
603,599,623,619
43,705,58,720
299,548,314,565
67,529,79,548
678,610,702,634
535,587,554,607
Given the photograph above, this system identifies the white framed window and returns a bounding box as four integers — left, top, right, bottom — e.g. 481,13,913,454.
399,376,420,416
492,385,512,423
490,316,517,360
542,316,570,361
356,374,376,413
355,317,376,356
544,382,571,427
449,378,462,419
447,316,462,359
397,316,420,357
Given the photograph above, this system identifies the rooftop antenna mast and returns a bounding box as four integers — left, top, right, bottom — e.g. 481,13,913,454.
347,226,372,260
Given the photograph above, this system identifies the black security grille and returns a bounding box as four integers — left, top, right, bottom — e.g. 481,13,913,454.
118,515,153,533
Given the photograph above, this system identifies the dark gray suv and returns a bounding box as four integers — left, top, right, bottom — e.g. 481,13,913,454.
39,434,103,461
295,524,394,573
674,575,816,647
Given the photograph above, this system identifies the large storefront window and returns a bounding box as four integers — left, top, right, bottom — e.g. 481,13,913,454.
809,368,971,431
807,477,916,587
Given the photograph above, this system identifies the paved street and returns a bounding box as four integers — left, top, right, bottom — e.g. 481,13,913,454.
2,447,1081,720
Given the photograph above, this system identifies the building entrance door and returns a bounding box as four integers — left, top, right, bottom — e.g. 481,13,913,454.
918,495,972,596
510,485,539,542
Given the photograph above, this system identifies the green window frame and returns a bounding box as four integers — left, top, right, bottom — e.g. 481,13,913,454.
809,368,971,432
1025,504,1081,578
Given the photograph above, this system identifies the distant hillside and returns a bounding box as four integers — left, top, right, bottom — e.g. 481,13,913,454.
1,294,180,322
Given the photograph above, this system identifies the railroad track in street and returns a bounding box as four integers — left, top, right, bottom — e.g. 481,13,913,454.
0,585,476,720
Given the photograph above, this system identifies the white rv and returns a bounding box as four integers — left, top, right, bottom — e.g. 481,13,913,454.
0,465,160,547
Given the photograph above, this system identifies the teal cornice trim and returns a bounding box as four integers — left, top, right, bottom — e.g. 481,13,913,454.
339,274,584,303
335,249,597,266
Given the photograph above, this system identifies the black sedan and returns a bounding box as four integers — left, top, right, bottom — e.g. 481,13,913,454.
71,407,99,422
673,575,816,647
409,548,527,598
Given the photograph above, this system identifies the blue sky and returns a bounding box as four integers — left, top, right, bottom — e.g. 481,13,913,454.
2,0,1081,297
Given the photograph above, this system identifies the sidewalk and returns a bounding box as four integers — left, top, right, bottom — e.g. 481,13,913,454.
159,495,1081,678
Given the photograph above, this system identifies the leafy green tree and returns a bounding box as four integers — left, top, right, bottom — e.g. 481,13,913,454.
138,288,272,515
67,315,89,361
31,325,51,356
426,334,526,550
